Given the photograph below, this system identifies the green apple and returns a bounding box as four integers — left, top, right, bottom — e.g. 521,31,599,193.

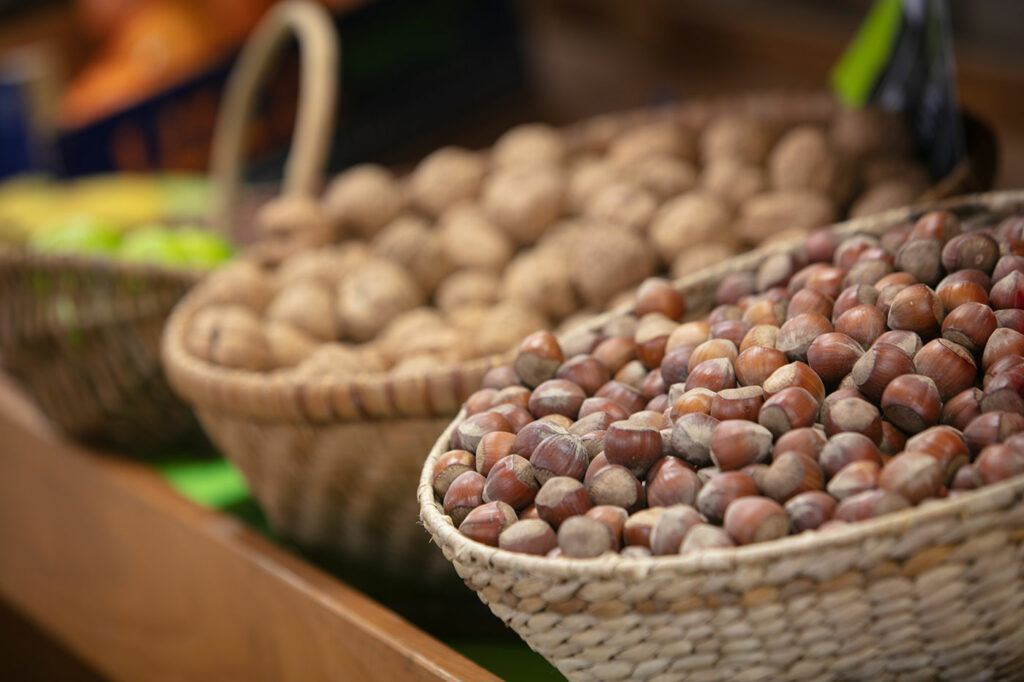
29,215,122,255
172,225,234,267
118,225,186,265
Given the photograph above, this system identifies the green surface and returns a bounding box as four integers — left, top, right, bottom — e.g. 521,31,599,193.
153,454,562,680
830,0,903,107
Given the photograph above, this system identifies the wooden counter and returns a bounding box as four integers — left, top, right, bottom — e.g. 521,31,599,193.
0,382,499,682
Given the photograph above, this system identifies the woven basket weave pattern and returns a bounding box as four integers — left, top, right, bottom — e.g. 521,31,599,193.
419,191,1024,679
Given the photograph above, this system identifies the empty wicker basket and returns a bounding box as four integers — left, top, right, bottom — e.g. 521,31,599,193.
419,191,1024,680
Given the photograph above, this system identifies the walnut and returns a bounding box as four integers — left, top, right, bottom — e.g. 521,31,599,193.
393,325,474,363
492,123,567,168
408,146,486,217
185,304,272,371
264,321,318,368
391,354,448,377
584,182,658,234
322,164,403,238
536,219,590,254
437,203,514,271
377,308,447,361
849,179,925,219
571,223,656,309
768,126,855,205
201,259,276,313
829,108,911,160
446,305,489,336
501,247,578,322
737,190,838,244
859,155,930,189
608,121,695,167
372,215,453,294
473,302,549,356
629,156,698,200
649,192,735,265
253,196,332,265
669,242,739,280
702,158,767,207
482,166,565,245
336,259,423,342
565,113,627,154
265,279,339,341
567,157,621,213
435,269,500,314
276,242,371,289
293,342,385,378
700,114,772,164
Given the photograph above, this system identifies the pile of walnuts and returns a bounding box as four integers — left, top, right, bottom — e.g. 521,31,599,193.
186,105,932,376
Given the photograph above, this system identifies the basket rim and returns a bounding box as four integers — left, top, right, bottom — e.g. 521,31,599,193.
417,404,1024,580
0,247,209,284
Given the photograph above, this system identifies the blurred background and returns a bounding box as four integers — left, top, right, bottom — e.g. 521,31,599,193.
1,0,1022,186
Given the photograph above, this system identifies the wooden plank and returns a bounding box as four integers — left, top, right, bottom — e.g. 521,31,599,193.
0,382,498,682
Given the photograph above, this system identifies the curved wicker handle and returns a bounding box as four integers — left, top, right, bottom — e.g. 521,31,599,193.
210,0,339,230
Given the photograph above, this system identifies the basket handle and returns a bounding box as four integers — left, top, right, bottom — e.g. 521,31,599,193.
209,0,339,230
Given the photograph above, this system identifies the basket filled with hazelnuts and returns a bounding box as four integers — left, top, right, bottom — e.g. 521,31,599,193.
163,92,992,579
0,1,338,451
419,190,1024,680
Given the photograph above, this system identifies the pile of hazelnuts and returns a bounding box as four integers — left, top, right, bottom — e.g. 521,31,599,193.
429,209,1024,559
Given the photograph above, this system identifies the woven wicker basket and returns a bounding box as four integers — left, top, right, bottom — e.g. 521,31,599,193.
419,190,1024,681
0,1,337,451
163,93,990,579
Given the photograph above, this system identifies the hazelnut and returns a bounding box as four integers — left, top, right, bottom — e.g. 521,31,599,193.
488,404,533,434
321,165,402,238
584,505,628,549
827,460,881,500
941,387,984,432
785,490,837,532
668,388,715,419
985,355,1024,389
635,313,677,369
937,278,989,311
775,426,828,460
433,449,477,497
711,386,766,422
996,309,1024,334
835,305,886,349
515,331,565,388
878,451,943,504
763,361,826,404
910,211,961,242
680,524,736,552
570,412,614,441
994,255,1024,282
886,284,944,338
499,519,557,555
465,389,498,416
717,272,758,306
742,299,786,327
604,421,663,477
622,508,664,548
739,324,780,352
975,445,1024,484
804,265,847,299
476,431,516,476
873,330,923,357
442,470,486,525
981,365,1024,414
880,374,942,434
409,147,485,217
710,420,773,470
529,433,589,485
666,413,718,468
822,396,884,443
587,464,645,512
723,496,789,545
458,500,518,546
833,284,880,320
685,357,736,392
557,516,614,558
754,451,823,503
635,278,687,321
696,471,758,524
593,336,638,375
583,452,611,489
819,432,883,478
905,425,970,484
687,339,738,373
914,339,977,401
646,457,702,507
845,259,894,287
805,332,864,387
803,228,842,263
639,369,668,400
649,505,704,555
834,490,910,522
556,356,610,396
711,320,752,348
734,346,789,388
668,321,712,351
646,394,669,412
777,313,833,363
595,380,647,414
492,385,531,411
520,504,540,520
528,379,586,419
453,412,512,453
941,232,1000,274
963,411,1024,455
990,271,1024,311
534,476,591,528
982,328,1024,372
627,410,667,430
787,288,834,320
895,238,943,286
579,397,630,423
758,387,819,437
875,283,909,319
850,343,915,400
483,455,539,509
941,302,997,352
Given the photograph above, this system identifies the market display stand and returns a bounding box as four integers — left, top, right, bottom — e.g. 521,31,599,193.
0,378,498,682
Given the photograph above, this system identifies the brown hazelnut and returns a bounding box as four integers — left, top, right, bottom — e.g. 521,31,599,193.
584,505,628,549
555,355,610,396
498,519,557,555
981,365,1024,414
734,346,789,388
835,305,887,349
627,410,667,430
443,470,487,525
591,336,637,375
758,386,819,437
833,284,880,321
667,321,712,351
487,404,533,434
806,332,864,386
886,284,944,338
878,452,943,504
875,284,909,319
515,331,565,388
754,451,823,502
557,515,614,558
963,411,1024,455
723,496,788,545
710,420,773,470
834,490,910,522
845,258,894,287
578,397,631,423
511,420,567,459
668,387,715,418
879,420,908,456
996,309,1024,334
528,379,586,419
827,460,881,500
489,386,532,411
914,339,977,401
475,431,517,477
739,324,781,352
711,320,752,348
647,395,669,412
804,265,847,300
466,389,498,416
459,500,519,546
483,366,523,391
985,355,1024,388
680,524,736,552
834,235,879,269
614,359,649,390
880,374,942,434
993,254,1024,282
905,425,970,484
850,343,915,400
534,476,591,528
635,278,687,321
804,228,841,263
937,280,988,311
895,238,944,286
775,427,828,460
622,508,664,548
975,444,1024,485
982,328,1024,372
687,339,739,373
763,361,826,404
785,490,837,532
742,299,787,327
873,330,923,357
635,313,677,369
587,464,645,512
646,457,702,507
696,471,758,523
580,430,607,460
819,432,883,478
777,313,833,363
649,505,703,555
716,272,758,305
875,271,917,290
666,413,719,467
433,449,477,497
940,302,997,352
950,464,982,490
910,211,961,242
570,411,614,439
685,357,736,392
583,452,611,488
941,388,984,432
595,380,647,414
482,455,539,509
990,271,1024,310
604,421,663,477
787,288,834,320
711,386,765,421
822,396,884,443
530,434,588,485
453,412,512,453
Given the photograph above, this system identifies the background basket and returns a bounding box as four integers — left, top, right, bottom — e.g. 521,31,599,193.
164,90,992,580
0,1,338,451
418,190,1024,681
